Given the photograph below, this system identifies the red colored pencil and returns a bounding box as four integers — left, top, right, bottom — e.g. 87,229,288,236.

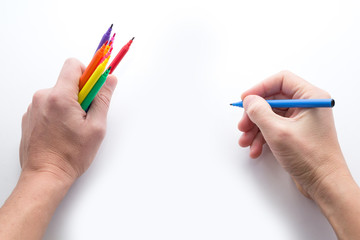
108,37,134,74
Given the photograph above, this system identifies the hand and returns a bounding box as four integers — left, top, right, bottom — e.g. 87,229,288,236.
237,71,350,199
0,58,117,240
20,58,117,184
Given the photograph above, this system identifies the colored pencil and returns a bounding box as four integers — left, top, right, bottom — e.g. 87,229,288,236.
81,68,111,111
78,57,110,104
108,37,134,74
95,24,113,54
79,43,106,90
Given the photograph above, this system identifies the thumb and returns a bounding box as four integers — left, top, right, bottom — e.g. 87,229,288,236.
87,74,118,122
243,95,281,135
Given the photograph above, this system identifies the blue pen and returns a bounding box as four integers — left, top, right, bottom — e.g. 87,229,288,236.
230,99,335,108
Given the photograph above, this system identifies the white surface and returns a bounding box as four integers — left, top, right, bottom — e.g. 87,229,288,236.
1,0,360,239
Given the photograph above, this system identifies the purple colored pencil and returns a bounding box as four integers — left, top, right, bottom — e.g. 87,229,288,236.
94,24,113,54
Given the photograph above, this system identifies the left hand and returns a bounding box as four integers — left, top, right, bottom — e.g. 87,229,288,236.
20,58,118,184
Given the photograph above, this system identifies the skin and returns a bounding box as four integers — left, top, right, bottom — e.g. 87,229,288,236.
238,71,360,239
0,58,117,240
0,65,358,239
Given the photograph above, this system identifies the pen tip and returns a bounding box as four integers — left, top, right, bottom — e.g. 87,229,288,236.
131,37,135,41
110,24,113,29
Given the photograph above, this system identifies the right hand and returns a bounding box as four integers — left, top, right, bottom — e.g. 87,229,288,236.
237,71,350,199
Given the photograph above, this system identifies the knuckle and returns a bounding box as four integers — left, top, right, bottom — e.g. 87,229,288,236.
272,123,292,145
277,124,291,139
21,113,28,125
319,90,331,99
90,122,107,139
97,92,111,109
47,90,64,107
32,89,47,106
64,57,80,66
308,87,332,99
279,70,294,78
279,69,297,79
26,103,32,113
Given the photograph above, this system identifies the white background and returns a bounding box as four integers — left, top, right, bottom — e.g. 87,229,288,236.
1,0,360,239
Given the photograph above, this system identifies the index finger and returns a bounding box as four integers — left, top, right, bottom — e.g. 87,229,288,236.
55,58,86,95
241,71,316,100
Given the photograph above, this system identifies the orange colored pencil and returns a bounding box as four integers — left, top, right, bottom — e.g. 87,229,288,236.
79,43,107,90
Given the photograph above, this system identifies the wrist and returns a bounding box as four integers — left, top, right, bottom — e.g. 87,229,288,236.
311,167,354,203
311,170,360,239
20,169,75,193
22,153,79,186
302,152,350,200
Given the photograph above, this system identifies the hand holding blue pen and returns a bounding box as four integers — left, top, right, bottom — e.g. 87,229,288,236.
236,72,353,215
236,72,360,239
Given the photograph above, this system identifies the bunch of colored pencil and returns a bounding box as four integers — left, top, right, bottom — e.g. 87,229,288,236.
78,24,134,111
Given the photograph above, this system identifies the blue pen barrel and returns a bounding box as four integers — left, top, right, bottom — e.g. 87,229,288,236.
230,99,335,108
266,99,335,108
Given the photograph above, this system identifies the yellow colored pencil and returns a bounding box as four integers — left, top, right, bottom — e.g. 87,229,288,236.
78,57,110,104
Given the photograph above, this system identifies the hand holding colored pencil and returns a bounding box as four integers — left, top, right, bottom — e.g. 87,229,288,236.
78,24,134,112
